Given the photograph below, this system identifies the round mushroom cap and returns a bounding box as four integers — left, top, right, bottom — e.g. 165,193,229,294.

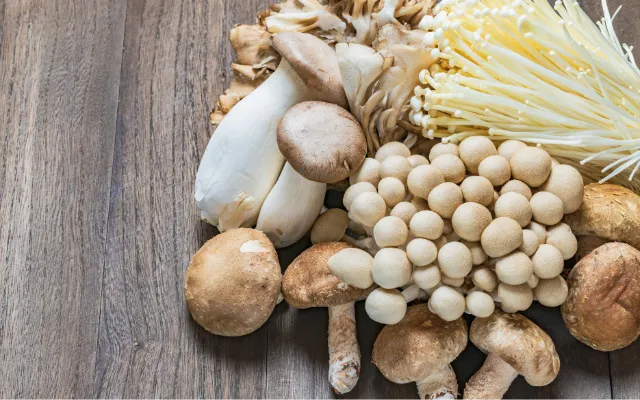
540,164,584,214
375,141,411,162
430,154,466,183
185,228,281,336
343,181,377,210
494,192,533,228
407,165,445,199
531,244,564,279
328,248,374,289
438,241,473,279
520,229,541,257
372,303,468,383
463,240,488,265
413,264,442,289
478,155,511,186
272,32,347,108
535,276,568,307
459,136,498,174
561,242,640,351
546,223,578,260
406,238,438,267
466,291,496,318
349,157,381,186
310,208,350,244
378,177,406,207
495,251,533,285
372,248,413,289
407,154,430,167
365,288,408,324
429,142,460,161
282,242,372,308
498,140,528,161
278,101,366,183
429,286,467,321
481,217,524,258
452,202,492,242
510,147,552,187
460,176,495,206
410,210,444,240
565,183,640,250
500,179,533,200
530,191,564,226
470,310,560,386
390,201,419,226
428,182,464,219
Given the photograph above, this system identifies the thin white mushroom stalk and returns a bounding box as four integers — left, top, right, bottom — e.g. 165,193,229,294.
409,0,640,191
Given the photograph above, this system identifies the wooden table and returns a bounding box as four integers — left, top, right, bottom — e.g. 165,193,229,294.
1,0,639,398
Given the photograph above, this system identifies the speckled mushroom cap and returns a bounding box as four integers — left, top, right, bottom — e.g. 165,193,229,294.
372,304,468,383
561,242,640,351
565,184,640,250
185,228,282,337
277,101,367,183
272,32,348,108
470,310,560,386
282,242,373,308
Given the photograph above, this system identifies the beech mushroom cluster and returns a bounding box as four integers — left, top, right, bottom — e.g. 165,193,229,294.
339,137,583,323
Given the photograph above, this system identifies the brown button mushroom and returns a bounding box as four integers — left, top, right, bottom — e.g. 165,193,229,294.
565,183,640,250
464,311,560,399
282,242,374,393
278,101,366,183
373,304,468,399
185,228,281,337
561,242,640,351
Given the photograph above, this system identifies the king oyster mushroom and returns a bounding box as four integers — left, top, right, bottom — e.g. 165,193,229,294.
373,303,468,399
282,242,373,394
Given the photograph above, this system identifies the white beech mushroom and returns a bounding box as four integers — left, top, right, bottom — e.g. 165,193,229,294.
519,229,541,257
495,251,533,286
277,101,366,183
428,182,464,219
478,155,511,186
466,291,496,318
407,154,430,167
463,240,488,266
497,140,527,162
430,154,466,183
407,164,445,199
500,179,532,200
438,242,473,279
531,244,564,279
460,176,494,207
328,247,374,289
540,164,584,214
195,32,345,231
528,221,547,244
390,201,418,225
464,311,560,399
282,242,373,394
405,238,437,267
378,177,406,207
365,287,412,325
481,217,524,258
452,202,492,242
458,136,498,174
535,276,569,307
409,210,444,240
380,155,413,184
413,264,442,290
562,242,640,351
429,142,459,161
498,283,534,312
429,285,467,321
256,163,325,248
373,304,468,399
493,192,532,228
509,146,552,188
372,248,412,289
530,191,564,226
472,267,498,293
349,157,381,186
185,229,281,336
350,191,387,227
373,216,409,247
545,223,578,260
375,141,412,162
343,181,377,211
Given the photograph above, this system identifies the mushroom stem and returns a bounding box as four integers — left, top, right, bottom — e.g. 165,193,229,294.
416,364,458,400
402,284,424,303
328,302,360,394
463,352,519,400
341,234,379,256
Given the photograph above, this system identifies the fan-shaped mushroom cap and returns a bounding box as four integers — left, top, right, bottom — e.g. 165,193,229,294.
278,101,366,183
185,228,281,336
470,311,560,386
565,184,640,250
282,242,372,308
273,32,347,108
373,304,468,383
561,242,640,351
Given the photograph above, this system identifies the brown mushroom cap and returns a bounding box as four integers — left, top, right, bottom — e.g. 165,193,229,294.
185,228,281,336
272,32,347,108
282,242,373,308
372,303,468,383
470,310,560,386
277,101,367,183
561,242,640,351
564,184,640,250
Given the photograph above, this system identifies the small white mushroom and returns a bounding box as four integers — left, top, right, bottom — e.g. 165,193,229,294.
411,196,430,211
390,201,418,226
441,275,465,287
495,251,534,285
472,267,498,292
413,264,442,290
378,177,406,208
375,142,411,162
343,182,377,211
349,157,381,186
546,223,578,260
372,248,412,289
478,155,511,186
373,216,409,248
481,217,524,258
497,139,528,161
428,182,464,219
498,283,534,312
429,142,459,161
527,274,540,289
534,276,568,307
466,291,496,318
510,146,552,187
463,240,488,266
459,136,498,174
350,191,386,227
406,238,438,267
540,164,584,213
438,242,473,279
528,221,547,243
530,191,564,226
409,210,444,240
328,248,374,289
407,165,445,199
407,154,430,167
519,229,541,257
430,154,466,183
494,192,532,228
452,202,492,242
365,288,407,324
531,244,564,279
428,286,466,321
500,179,533,200
380,155,413,184
460,176,495,206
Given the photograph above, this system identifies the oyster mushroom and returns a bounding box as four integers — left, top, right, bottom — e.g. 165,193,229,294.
373,303,468,399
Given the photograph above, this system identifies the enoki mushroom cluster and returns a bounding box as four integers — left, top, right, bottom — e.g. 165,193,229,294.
330,136,583,323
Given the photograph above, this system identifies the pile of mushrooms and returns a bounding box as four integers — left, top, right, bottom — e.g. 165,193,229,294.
330,137,583,323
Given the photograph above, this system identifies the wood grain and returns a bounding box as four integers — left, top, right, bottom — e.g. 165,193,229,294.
0,1,125,397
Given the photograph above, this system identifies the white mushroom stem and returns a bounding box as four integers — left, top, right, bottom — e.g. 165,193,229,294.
463,352,519,400
417,364,458,400
277,292,284,304
402,284,425,303
342,234,379,256
328,302,361,394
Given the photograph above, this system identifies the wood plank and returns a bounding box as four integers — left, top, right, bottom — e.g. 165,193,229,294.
581,0,640,397
94,0,273,398
0,1,125,397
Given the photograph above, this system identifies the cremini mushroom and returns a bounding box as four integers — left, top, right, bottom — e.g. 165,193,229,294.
519,229,541,257
350,191,386,227
531,244,564,279
185,228,281,336
409,210,444,240
478,155,511,186
429,142,460,161
375,141,411,162
343,181,377,210
500,179,532,200
509,146,552,187
349,157,381,186
540,164,584,213
378,177,406,207
328,247,374,289
546,223,578,260
380,155,413,184
438,241,473,279
430,154,466,183
535,276,568,307
466,291,496,318
497,140,528,161
429,286,467,321
373,304,468,399
407,164,445,199
406,238,438,267
282,242,372,393
576,235,610,261
372,248,413,289
451,202,492,242
564,183,640,250
464,311,560,399
530,191,564,226
562,242,640,351
311,208,350,244
278,101,366,183
373,216,409,247
459,136,498,174
495,251,533,285
428,182,464,219
460,175,495,206
390,201,418,225
494,192,532,228
481,217,524,258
